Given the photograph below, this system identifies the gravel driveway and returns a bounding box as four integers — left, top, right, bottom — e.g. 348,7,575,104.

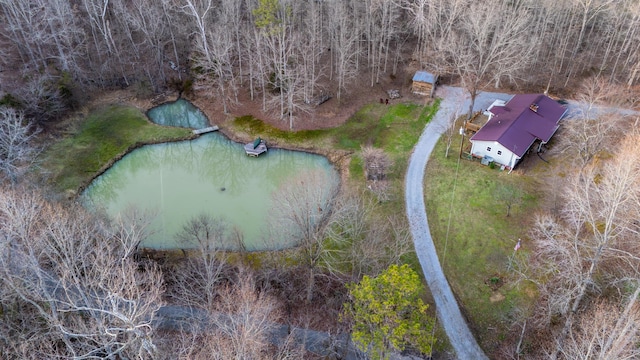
405,86,511,360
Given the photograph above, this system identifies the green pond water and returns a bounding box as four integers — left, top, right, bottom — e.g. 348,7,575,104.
146,99,210,128
82,100,338,251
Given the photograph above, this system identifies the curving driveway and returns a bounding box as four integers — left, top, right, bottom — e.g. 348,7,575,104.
405,86,511,360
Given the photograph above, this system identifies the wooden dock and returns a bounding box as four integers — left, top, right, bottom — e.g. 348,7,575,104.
193,126,219,135
244,138,268,157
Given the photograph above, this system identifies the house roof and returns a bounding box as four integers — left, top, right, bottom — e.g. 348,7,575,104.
412,70,437,84
470,94,567,157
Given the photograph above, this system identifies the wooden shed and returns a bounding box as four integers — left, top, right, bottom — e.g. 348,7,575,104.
411,71,438,97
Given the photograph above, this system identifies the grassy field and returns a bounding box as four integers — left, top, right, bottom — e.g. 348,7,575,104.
332,102,438,153
42,105,192,193
424,124,539,351
337,101,439,216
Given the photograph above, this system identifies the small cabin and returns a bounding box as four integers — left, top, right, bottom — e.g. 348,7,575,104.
412,71,438,97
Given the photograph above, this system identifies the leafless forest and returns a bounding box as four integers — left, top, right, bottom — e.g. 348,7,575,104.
1,0,639,126
2,0,640,359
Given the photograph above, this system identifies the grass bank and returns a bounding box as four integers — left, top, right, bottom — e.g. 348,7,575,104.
424,124,539,351
232,101,437,177
42,105,192,194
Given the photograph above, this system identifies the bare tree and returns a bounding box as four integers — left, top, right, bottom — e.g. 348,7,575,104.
558,78,627,167
361,0,403,86
210,268,281,360
181,0,239,113
324,191,413,280
199,28,237,113
558,287,640,360
403,0,467,71
251,0,314,129
361,146,393,181
438,0,536,117
296,0,325,106
327,0,361,101
434,103,463,158
0,187,164,359
494,184,523,217
563,0,615,86
617,1,640,86
269,169,340,303
80,0,140,86
114,0,176,91
0,0,85,76
559,115,623,168
0,107,40,183
169,213,230,310
528,132,640,358
163,268,303,360
14,71,68,121
576,76,631,118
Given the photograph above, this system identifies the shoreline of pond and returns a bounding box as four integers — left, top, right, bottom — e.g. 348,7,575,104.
75,97,352,202
76,97,350,254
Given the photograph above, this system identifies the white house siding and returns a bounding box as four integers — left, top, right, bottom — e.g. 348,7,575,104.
470,140,520,168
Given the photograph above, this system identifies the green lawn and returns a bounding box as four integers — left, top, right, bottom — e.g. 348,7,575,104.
231,115,327,144
332,101,438,155
42,105,192,193
338,102,438,216
424,127,539,350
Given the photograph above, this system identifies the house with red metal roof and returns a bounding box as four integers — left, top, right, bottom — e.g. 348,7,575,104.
469,94,567,169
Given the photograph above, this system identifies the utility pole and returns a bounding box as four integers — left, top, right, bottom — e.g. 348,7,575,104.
458,122,466,159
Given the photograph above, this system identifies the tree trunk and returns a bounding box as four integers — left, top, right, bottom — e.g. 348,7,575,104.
306,266,315,303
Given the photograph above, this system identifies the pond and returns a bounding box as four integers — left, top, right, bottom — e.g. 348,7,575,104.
82,100,338,251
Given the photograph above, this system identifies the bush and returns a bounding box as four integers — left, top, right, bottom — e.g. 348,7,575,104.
361,146,393,181
0,93,22,108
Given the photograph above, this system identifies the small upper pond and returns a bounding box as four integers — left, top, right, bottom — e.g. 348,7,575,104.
146,98,210,129
82,99,338,251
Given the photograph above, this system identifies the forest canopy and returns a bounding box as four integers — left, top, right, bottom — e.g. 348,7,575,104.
0,0,639,126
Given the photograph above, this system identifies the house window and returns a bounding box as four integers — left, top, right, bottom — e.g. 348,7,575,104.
497,150,502,155
486,147,491,152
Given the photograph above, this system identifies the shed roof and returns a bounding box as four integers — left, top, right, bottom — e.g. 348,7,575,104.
412,70,437,84
470,94,567,157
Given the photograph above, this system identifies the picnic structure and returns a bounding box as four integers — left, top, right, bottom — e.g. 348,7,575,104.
411,70,438,97
469,94,567,170
244,137,268,157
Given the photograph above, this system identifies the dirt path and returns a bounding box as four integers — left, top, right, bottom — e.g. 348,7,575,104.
405,86,512,360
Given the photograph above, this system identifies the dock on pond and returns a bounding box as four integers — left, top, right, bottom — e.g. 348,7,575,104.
244,137,268,157
193,126,219,135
